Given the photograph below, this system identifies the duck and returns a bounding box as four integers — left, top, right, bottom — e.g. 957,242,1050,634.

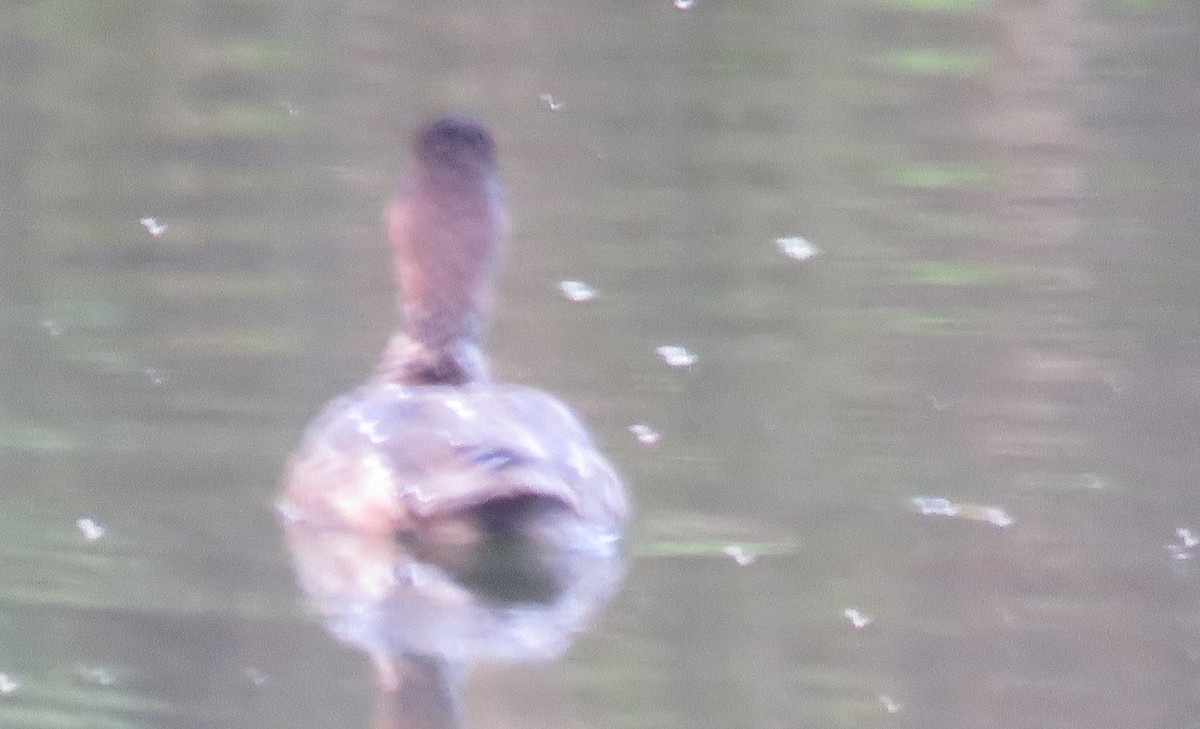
280,117,627,550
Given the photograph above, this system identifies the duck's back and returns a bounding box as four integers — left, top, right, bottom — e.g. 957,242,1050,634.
281,382,627,542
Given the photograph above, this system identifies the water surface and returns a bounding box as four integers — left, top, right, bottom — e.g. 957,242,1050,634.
3,1,1200,728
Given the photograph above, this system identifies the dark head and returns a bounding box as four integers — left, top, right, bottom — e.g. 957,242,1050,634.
386,118,507,385
412,117,497,178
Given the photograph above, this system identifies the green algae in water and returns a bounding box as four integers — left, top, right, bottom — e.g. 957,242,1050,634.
910,260,1010,286
884,161,990,189
887,49,988,76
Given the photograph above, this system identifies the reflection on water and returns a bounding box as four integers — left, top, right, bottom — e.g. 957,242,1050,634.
3,0,1200,728
282,522,623,729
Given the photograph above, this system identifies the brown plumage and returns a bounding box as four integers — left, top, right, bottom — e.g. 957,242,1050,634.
281,118,627,547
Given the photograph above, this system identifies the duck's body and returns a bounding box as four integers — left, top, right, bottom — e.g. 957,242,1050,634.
281,118,626,548
283,379,626,542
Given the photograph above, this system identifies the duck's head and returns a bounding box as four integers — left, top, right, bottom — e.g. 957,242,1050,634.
385,117,508,385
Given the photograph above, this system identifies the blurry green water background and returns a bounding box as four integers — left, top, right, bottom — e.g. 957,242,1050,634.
2,0,1200,727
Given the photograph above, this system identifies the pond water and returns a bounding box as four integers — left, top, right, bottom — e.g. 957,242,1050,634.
3,1,1200,728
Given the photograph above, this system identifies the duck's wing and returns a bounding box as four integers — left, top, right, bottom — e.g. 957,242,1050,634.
281,383,627,537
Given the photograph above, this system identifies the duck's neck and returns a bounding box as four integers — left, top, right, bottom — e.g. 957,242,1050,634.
384,175,505,385
375,333,490,386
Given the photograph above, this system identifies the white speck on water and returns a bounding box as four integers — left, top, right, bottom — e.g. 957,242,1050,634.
657,345,697,369
723,544,757,566
41,319,62,337
144,367,164,386
244,667,267,687
139,217,168,238
0,673,19,695
558,280,596,302
911,496,1013,528
775,236,820,261
843,607,873,629
1169,527,1199,560
80,666,116,687
674,0,695,8
539,93,563,111
911,496,959,518
980,507,1014,528
878,695,902,714
628,423,661,446
76,517,105,541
